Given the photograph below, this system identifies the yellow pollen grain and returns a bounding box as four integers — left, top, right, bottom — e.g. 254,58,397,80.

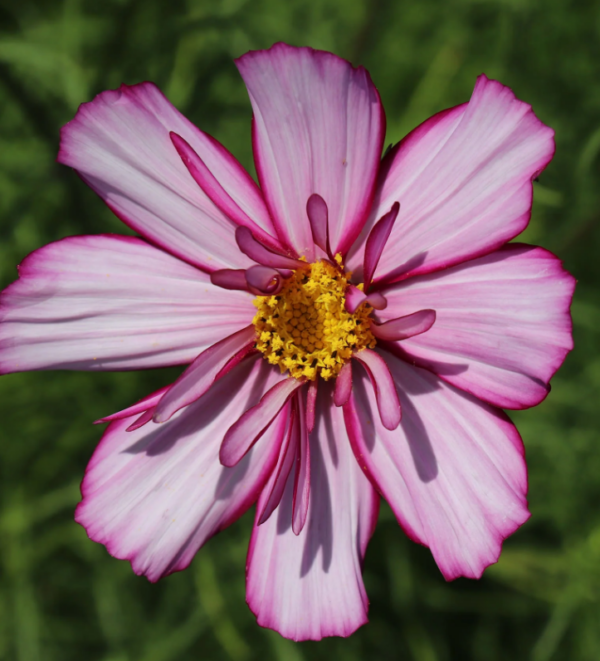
252,256,376,381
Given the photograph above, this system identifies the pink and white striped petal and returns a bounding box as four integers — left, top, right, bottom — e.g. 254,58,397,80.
58,82,277,271
76,356,288,582
345,352,529,580
353,349,401,430
0,235,254,373
220,377,303,467
246,387,379,641
347,76,555,283
236,43,385,259
379,245,575,408
153,325,256,423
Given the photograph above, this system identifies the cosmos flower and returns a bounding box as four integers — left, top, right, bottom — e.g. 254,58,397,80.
0,43,574,640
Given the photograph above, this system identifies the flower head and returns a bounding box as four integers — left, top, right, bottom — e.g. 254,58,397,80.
0,43,575,641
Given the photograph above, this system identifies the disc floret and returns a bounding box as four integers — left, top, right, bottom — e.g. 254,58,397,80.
253,255,376,381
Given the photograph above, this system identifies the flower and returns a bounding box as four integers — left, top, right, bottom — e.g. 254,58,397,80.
0,43,575,641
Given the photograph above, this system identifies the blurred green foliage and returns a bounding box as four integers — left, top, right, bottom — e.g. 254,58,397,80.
0,0,599,659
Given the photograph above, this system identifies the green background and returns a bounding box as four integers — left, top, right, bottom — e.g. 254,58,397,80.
1,0,599,659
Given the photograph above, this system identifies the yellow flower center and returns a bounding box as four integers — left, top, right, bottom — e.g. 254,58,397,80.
252,255,376,381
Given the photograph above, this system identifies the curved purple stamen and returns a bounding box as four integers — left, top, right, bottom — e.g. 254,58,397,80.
333,361,353,407
306,379,318,433
170,132,282,253
345,284,388,314
245,265,284,295
236,226,306,271
354,348,401,430
371,309,436,341
363,202,400,290
292,390,311,535
306,194,331,257
210,269,249,291
257,404,298,526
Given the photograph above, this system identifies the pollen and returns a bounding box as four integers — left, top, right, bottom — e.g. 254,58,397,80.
252,256,376,381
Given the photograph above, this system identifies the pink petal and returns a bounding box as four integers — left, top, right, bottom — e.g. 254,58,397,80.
58,82,277,271
170,132,281,252
345,351,529,580
257,405,298,526
292,391,311,535
0,235,254,373
246,386,379,641
363,202,400,289
220,377,303,467
236,43,385,259
333,361,353,407
235,227,306,271
153,325,256,423
353,349,401,430
379,245,575,408
76,356,288,582
370,309,436,341
347,76,555,283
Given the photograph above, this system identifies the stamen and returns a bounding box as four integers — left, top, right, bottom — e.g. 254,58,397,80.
171,132,280,252
333,361,353,407
253,257,376,381
354,348,401,430
220,377,302,467
345,284,388,314
126,408,155,432
306,380,318,433
363,202,400,290
153,326,256,423
210,269,249,291
306,194,331,257
245,265,284,295
292,391,310,535
236,227,306,271
257,403,298,526
371,309,436,341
